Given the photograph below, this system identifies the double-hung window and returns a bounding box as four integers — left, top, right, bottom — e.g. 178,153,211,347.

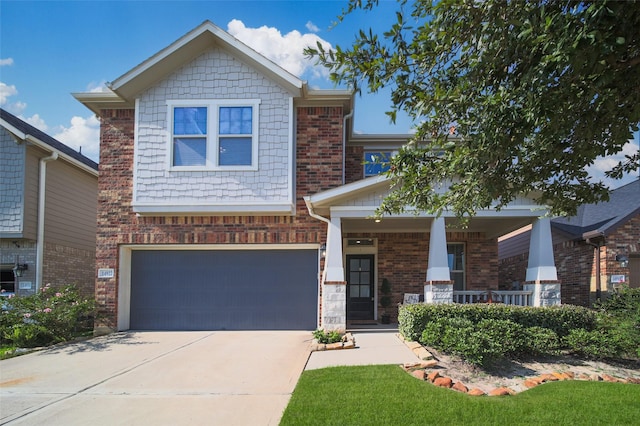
168,99,260,170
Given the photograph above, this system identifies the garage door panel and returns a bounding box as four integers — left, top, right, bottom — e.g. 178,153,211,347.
130,249,318,330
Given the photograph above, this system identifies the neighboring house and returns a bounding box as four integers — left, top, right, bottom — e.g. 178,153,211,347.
74,21,562,334
499,179,640,306
0,108,98,298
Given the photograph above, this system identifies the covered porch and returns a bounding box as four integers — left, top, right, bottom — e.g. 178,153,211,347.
305,176,561,331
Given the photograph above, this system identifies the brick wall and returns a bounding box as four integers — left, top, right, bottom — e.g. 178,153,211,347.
346,231,498,323
43,242,95,298
94,106,345,330
345,145,364,183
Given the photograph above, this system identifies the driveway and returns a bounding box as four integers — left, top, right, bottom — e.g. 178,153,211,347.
0,331,312,425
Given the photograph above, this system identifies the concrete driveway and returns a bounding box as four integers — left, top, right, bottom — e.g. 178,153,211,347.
0,331,312,425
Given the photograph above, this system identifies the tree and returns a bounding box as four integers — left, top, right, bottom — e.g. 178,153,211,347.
306,0,640,217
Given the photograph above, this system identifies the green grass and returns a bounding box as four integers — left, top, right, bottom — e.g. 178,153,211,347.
280,365,640,425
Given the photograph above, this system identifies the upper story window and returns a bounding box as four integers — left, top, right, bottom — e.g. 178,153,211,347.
168,99,260,170
363,151,392,177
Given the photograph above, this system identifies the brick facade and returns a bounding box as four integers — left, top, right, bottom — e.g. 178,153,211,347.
346,231,498,323
499,213,640,306
94,106,345,330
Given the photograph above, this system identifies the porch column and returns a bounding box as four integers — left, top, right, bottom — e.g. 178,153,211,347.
322,216,346,331
425,217,454,304
524,217,561,306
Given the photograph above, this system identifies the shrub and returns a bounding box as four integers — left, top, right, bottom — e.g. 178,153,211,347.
524,326,561,356
564,329,626,360
312,328,343,344
398,303,597,341
0,284,96,348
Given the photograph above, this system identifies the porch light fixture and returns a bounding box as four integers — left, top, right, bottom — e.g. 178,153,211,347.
615,254,629,268
13,262,28,278
320,244,327,259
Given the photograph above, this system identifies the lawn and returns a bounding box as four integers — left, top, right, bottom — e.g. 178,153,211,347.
280,365,640,425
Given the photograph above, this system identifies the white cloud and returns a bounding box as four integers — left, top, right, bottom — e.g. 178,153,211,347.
306,21,320,33
23,114,49,132
587,139,640,188
53,115,101,162
0,58,14,67
0,82,18,105
226,19,332,79
86,81,110,93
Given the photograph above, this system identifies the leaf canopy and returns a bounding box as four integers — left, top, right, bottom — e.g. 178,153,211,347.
306,0,640,217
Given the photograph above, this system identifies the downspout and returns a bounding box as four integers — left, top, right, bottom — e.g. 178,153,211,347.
32,140,58,292
584,230,605,301
342,110,353,185
304,196,330,225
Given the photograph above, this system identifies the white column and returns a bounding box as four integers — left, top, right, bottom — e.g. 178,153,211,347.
426,217,450,282
526,217,558,281
322,216,346,331
324,216,344,282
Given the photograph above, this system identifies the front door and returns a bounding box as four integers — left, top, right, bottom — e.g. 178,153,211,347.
346,255,374,321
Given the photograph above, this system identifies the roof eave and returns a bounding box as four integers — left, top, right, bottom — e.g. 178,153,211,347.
72,91,133,115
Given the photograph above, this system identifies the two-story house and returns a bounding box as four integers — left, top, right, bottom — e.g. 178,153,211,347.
0,109,98,298
74,21,561,334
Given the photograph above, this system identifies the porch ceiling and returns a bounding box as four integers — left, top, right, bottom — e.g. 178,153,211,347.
341,216,535,239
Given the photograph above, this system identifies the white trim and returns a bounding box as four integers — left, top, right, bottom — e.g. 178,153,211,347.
132,98,140,206
166,99,261,171
288,97,295,212
132,202,296,215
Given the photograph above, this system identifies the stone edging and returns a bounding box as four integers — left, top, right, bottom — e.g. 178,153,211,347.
398,335,640,396
310,332,356,352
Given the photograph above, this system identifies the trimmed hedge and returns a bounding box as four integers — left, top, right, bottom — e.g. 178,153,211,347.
398,303,598,342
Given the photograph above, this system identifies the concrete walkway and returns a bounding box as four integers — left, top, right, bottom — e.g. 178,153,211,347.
0,331,311,426
305,327,418,370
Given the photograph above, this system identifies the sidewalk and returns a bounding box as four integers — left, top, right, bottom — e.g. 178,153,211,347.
304,326,419,370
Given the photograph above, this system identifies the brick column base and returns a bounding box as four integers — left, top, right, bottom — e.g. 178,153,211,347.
424,281,454,304
524,280,561,306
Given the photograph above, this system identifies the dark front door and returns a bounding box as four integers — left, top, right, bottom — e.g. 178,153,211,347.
346,255,374,321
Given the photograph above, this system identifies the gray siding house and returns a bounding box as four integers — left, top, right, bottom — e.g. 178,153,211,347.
0,109,98,297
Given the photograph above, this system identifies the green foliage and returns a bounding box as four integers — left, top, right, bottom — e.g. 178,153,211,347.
563,329,626,360
307,0,640,218
524,326,561,356
0,284,96,348
379,278,392,308
312,328,343,344
398,303,596,341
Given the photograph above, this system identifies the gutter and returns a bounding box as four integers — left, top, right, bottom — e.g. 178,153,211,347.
35,149,58,291
342,110,354,185
583,230,605,301
304,196,330,225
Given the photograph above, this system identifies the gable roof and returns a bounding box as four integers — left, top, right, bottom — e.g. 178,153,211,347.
0,108,98,174
75,20,351,115
552,179,640,237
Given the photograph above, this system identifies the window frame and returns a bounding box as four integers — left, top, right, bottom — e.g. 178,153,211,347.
447,243,465,291
167,99,260,171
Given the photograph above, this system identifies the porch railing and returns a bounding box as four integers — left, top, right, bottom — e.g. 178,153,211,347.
490,291,532,306
452,290,533,306
452,291,488,304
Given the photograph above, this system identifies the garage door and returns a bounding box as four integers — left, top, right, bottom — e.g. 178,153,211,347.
130,249,318,330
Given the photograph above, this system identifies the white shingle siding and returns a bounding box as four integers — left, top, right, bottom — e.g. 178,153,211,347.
133,47,293,207
0,127,25,233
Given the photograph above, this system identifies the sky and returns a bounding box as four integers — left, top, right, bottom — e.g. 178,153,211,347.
1,0,638,188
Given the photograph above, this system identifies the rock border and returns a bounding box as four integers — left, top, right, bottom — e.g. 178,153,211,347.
310,332,356,352
398,335,640,396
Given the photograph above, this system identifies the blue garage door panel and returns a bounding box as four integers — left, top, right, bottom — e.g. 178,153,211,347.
130,250,318,330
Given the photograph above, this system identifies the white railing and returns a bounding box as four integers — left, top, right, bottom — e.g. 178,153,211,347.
452,290,533,306
490,291,532,306
453,290,488,304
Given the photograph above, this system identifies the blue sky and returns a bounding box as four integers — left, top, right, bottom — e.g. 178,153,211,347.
1,0,638,188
